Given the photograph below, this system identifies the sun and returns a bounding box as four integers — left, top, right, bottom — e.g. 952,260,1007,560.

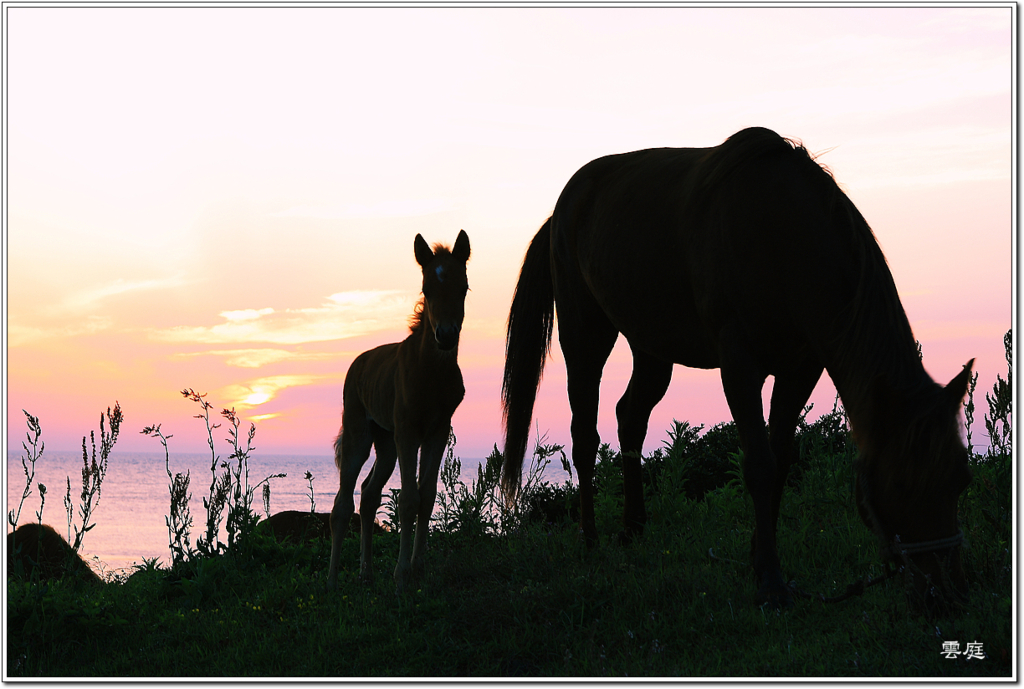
242,391,271,406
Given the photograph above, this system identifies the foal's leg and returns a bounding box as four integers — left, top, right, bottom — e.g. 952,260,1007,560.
410,425,451,578
356,425,398,583
717,330,789,607
393,432,422,593
615,347,673,539
327,413,374,590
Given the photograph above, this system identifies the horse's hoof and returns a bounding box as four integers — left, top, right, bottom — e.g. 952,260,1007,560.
616,529,641,546
394,566,411,594
755,570,794,609
410,560,425,581
756,584,795,609
617,521,645,546
758,591,795,610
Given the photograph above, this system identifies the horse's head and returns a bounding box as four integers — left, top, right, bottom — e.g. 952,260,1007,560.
855,360,974,615
414,230,471,351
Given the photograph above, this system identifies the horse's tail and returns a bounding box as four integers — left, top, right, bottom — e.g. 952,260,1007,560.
501,219,555,498
333,429,344,470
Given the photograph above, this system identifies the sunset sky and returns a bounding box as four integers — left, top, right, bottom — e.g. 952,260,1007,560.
4,5,1014,462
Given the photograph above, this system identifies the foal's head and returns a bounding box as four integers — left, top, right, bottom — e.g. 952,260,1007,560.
414,230,471,351
855,360,975,615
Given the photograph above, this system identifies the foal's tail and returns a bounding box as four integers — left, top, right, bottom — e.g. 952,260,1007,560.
333,430,344,470
501,219,555,499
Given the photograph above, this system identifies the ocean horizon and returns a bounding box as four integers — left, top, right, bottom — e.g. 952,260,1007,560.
5,450,523,578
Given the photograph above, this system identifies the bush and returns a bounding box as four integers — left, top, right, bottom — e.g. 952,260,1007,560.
639,420,742,502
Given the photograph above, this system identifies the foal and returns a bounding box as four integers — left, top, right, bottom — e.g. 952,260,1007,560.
327,230,470,592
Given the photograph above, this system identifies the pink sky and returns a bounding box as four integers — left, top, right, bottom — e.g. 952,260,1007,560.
4,5,1014,462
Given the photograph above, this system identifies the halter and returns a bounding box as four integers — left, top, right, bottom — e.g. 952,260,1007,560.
779,469,964,607
857,472,964,562
891,530,965,556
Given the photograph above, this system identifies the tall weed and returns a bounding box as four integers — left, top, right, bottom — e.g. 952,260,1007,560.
9,410,45,532
434,428,570,537
65,403,122,553
221,407,285,549
141,423,194,566
984,329,1012,458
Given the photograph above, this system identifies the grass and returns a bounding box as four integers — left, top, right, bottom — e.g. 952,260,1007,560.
6,422,1012,677
6,332,1014,677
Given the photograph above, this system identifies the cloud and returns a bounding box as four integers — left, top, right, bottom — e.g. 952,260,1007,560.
220,308,275,322
10,275,190,346
151,290,413,345
218,374,339,410
911,320,1009,342
827,126,1010,191
8,316,113,347
271,199,453,220
61,275,190,311
176,348,347,368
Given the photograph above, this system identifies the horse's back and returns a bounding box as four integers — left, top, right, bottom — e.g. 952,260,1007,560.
343,336,465,435
344,341,402,432
551,128,859,372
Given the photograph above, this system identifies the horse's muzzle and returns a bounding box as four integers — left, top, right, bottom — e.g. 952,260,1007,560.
434,324,461,351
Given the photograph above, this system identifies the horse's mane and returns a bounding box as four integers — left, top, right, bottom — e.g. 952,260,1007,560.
876,389,965,501
694,126,803,191
795,141,961,489
409,297,427,334
828,197,923,394
689,126,840,208
408,242,454,334
696,128,956,485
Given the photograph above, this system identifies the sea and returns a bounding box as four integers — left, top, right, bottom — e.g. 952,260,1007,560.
6,450,557,579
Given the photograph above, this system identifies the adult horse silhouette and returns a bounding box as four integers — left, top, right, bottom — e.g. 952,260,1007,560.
328,230,470,593
501,127,972,610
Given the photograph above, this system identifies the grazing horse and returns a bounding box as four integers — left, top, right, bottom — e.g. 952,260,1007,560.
501,127,973,611
328,230,470,592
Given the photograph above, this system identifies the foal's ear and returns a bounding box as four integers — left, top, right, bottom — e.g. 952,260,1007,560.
452,230,471,263
414,233,434,267
945,358,976,409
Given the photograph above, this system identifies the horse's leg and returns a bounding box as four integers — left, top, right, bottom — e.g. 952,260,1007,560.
717,331,789,607
766,364,823,535
356,425,398,584
392,432,422,593
327,412,373,590
559,312,618,548
410,425,450,579
615,347,673,540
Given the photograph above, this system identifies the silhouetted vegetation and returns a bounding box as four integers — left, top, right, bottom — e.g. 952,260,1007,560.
6,331,1013,677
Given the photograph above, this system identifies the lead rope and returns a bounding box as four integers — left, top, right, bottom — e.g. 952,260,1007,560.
788,562,901,604
707,470,962,606
707,548,901,605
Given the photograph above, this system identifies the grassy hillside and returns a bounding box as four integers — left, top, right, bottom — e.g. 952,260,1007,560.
7,400,1012,677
